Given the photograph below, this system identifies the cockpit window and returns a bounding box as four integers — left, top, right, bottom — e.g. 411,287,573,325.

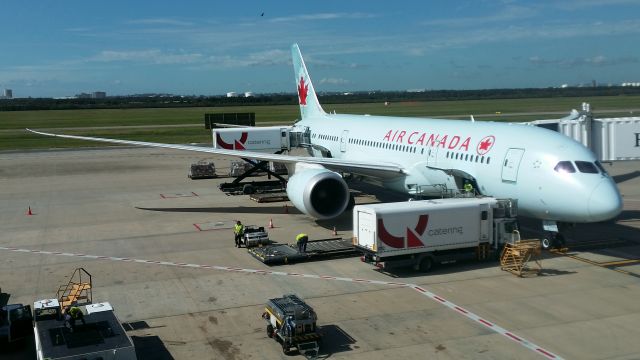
594,161,608,175
575,161,598,174
554,161,576,173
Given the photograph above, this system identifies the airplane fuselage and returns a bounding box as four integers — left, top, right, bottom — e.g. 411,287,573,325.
299,113,622,223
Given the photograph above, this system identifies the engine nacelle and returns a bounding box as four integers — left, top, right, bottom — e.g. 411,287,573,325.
286,168,350,219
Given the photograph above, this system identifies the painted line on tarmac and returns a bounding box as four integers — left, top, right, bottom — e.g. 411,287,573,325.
0,245,562,359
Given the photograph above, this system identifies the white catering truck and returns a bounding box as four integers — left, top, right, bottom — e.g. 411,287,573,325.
213,126,290,153
353,197,519,271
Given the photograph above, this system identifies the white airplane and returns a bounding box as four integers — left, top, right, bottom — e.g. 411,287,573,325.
28,44,622,247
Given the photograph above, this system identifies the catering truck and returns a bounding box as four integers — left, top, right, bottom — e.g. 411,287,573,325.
353,197,519,271
213,126,291,153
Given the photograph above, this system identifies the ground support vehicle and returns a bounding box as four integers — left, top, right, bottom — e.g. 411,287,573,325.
33,299,136,360
32,268,137,360
248,238,357,265
262,294,320,358
219,180,286,195
0,297,33,345
249,192,289,203
354,197,519,271
241,225,270,248
188,161,216,179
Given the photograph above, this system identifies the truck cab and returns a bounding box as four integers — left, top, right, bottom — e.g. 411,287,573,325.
0,303,33,344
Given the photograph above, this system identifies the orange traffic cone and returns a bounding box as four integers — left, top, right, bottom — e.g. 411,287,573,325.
268,218,274,229
332,226,338,236
27,206,33,216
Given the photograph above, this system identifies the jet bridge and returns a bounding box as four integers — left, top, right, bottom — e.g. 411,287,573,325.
528,102,640,161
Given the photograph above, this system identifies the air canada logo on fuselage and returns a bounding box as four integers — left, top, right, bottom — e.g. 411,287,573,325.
216,132,248,150
377,215,429,248
476,135,495,155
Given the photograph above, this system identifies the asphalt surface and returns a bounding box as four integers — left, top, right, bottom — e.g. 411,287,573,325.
1,148,639,359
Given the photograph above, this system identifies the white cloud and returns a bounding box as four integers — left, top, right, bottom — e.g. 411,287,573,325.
319,78,350,85
89,50,204,65
421,5,537,27
268,12,376,23
528,55,639,67
127,18,194,27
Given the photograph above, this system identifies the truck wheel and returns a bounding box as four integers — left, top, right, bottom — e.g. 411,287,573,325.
266,324,274,338
541,237,552,250
418,256,433,272
243,184,255,195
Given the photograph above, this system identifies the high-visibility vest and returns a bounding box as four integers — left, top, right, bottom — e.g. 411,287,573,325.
69,307,82,318
464,183,473,192
234,224,244,234
296,233,308,243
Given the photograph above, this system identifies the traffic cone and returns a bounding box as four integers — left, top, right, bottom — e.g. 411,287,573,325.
268,218,274,229
27,206,33,216
332,226,338,236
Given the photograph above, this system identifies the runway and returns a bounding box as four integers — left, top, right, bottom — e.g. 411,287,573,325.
1,147,639,359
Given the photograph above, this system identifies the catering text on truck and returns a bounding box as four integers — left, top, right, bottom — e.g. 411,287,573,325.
353,197,519,271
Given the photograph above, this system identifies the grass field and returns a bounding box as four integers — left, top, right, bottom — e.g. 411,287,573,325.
1,95,639,151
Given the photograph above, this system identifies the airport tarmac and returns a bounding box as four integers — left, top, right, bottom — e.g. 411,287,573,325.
1,147,639,359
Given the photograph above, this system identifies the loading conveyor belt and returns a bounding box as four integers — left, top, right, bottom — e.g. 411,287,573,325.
248,238,358,265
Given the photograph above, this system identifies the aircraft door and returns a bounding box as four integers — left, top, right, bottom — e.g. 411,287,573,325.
426,147,438,166
340,130,348,153
501,148,525,182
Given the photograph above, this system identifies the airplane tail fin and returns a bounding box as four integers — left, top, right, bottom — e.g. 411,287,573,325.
292,44,325,119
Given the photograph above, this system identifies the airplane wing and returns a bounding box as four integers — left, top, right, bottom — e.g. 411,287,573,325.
26,129,406,179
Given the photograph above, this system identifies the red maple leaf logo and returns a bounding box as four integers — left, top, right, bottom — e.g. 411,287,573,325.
297,76,308,105
476,135,495,155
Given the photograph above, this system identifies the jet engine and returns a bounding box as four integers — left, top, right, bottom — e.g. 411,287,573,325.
286,168,350,219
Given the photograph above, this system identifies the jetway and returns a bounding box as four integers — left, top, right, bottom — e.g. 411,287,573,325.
528,103,640,161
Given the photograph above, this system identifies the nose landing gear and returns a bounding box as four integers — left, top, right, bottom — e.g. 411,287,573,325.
541,220,569,250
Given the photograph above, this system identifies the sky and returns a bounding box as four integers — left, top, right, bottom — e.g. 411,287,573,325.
1,0,640,98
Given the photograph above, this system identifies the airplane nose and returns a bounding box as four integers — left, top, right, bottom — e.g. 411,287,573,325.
588,179,623,221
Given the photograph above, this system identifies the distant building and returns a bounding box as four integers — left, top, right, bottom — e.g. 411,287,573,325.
226,92,238,97
244,92,254,97
75,91,107,99
3,89,12,98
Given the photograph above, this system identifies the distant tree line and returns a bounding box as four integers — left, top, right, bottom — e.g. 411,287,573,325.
1,86,640,111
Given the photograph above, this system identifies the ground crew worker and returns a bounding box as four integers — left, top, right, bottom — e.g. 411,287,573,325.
296,233,308,253
234,221,245,247
65,305,86,332
464,181,474,195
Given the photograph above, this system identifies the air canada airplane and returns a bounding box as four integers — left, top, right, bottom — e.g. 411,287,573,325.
28,44,622,244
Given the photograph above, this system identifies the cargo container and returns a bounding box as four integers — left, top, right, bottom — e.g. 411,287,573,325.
353,197,519,271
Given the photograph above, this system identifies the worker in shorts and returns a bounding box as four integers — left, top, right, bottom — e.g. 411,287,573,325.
296,233,308,253
234,221,245,247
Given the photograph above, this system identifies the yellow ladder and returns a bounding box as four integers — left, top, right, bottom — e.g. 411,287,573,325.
57,268,92,310
500,240,542,277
